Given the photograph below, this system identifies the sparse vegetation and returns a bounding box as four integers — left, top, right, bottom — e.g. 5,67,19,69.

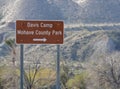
5,39,16,65
24,61,56,89
66,72,87,89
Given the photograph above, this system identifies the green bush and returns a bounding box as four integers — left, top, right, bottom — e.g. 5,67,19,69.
0,78,3,89
66,72,87,89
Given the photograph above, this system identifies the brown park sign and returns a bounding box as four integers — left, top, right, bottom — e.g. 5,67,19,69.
16,20,64,44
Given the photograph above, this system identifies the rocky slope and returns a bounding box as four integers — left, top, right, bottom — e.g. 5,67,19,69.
0,0,120,66
1,0,120,23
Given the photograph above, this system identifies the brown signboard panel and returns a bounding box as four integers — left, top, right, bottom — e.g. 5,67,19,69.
16,20,64,44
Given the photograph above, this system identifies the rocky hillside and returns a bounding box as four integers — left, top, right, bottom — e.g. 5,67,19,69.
1,0,120,23
0,27,120,66
0,0,120,66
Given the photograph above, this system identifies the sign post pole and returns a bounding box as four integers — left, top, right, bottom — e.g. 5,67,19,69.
20,44,24,89
56,45,60,89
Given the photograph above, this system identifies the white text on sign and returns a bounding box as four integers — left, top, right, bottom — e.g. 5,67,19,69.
17,30,62,36
27,22,53,28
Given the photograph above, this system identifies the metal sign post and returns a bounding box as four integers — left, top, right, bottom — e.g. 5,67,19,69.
20,44,24,89
56,45,60,89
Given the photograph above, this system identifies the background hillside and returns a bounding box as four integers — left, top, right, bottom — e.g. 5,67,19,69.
1,0,120,23
0,0,120,65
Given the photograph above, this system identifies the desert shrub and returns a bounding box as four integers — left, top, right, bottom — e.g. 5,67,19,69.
66,72,87,89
